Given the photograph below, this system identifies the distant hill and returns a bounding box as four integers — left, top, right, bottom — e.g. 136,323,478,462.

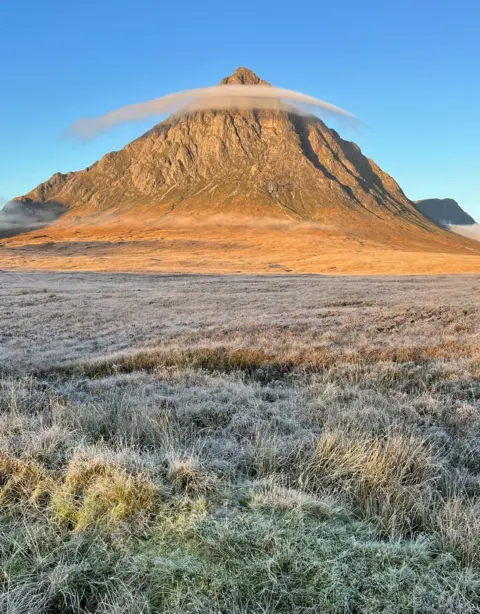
415,198,476,226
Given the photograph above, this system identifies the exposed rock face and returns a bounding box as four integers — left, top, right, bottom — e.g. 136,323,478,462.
415,198,476,226
219,66,270,85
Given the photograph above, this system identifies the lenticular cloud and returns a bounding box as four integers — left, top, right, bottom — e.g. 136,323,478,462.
69,84,357,139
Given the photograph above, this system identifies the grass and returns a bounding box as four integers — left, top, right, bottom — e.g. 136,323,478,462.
1,273,480,612
40,342,479,383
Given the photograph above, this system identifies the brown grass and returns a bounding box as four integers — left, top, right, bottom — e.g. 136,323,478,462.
2,216,480,275
45,342,478,383
304,432,441,536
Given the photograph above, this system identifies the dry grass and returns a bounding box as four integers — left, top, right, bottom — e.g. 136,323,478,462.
46,341,479,385
2,215,480,275
0,272,479,612
304,432,440,536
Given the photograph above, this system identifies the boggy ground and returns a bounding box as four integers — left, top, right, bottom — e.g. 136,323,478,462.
1,272,480,613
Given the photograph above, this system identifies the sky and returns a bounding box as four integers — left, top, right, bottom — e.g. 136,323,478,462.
1,0,479,219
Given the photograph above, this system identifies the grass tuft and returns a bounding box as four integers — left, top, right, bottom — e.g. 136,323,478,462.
51,459,158,530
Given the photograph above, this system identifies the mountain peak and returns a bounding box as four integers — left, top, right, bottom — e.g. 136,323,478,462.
219,67,270,86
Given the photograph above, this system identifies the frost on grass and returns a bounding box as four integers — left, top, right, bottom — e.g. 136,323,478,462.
0,272,480,612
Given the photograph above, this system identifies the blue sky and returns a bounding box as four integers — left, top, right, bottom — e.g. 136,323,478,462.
1,0,479,219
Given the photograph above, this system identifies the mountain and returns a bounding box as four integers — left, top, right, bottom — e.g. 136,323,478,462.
14,67,433,232
3,67,480,274
415,198,476,226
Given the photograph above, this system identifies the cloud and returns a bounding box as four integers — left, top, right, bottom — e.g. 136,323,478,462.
0,200,67,239
450,224,480,242
69,84,358,139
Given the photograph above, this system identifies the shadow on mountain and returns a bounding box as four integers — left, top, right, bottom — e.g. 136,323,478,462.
0,200,68,239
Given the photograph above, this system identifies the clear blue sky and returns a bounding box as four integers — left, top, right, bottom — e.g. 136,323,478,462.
1,0,479,218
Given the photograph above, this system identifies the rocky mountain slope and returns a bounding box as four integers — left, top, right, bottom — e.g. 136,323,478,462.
415,198,476,226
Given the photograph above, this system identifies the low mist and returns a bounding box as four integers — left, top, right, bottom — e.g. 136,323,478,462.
450,224,480,242
148,213,338,232
69,84,357,139
0,200,67,239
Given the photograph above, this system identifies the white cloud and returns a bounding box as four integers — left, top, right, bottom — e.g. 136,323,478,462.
450,224,480,242
69,84,357,139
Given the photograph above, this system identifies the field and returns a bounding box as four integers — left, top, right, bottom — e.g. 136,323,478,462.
1,271,480,613
3,217,480,276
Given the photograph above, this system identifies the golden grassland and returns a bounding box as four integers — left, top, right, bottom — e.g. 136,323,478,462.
2,214,480,275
